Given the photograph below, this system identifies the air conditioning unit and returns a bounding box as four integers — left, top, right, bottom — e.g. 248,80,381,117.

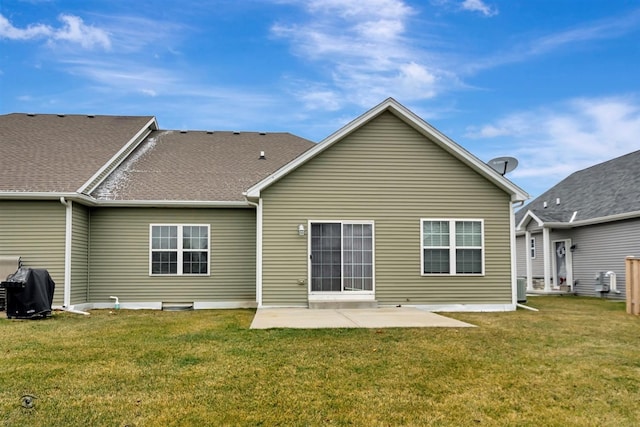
594,272,609,293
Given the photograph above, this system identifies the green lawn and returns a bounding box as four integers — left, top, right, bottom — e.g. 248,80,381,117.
1,296,639,426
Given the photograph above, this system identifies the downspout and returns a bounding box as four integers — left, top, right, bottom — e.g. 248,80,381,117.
246,198,263,308
60,197,72,308
510,201,519,309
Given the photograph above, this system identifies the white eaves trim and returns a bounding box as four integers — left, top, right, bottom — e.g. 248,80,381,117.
96,200,252,208
545,209,640,229
76,117,159,195
0,192,97,204
515,209,640,235
245,98,529,202
0,192,251,208
516,210,545,231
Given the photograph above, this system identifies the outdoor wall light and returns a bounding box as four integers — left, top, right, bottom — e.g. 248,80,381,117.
570,244,577,252
298,224,305,236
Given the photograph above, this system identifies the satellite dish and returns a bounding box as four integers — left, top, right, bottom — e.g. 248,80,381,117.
488,156,518,176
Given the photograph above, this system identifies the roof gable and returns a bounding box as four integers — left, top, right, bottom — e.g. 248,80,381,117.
516,210,544,230
246,98,529,202
515,149,640,226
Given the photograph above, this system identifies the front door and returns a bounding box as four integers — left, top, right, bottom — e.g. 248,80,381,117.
310,222,374,294
552,239,573,290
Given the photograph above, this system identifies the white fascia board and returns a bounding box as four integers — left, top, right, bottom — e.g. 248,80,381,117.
516,210,545,231
95,200,252,208
0,192,254,208
0,192,97,205
545,209,640,229
245,98,529,202
76,117,158,194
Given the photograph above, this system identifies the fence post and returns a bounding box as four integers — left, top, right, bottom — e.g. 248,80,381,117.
626,256,640,316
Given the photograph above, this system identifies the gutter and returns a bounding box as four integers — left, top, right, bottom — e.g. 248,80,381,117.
95,199,252,208
0,192,97,205
516,209,640,233
545,209,640,228
0,193,253,209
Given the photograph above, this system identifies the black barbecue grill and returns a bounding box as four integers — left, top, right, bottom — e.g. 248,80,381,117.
1,268,55,319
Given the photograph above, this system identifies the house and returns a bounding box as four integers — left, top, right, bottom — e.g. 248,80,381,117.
1,98,528,312
515,149,640,300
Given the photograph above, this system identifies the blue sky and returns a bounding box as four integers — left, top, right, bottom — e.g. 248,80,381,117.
1,0,640,198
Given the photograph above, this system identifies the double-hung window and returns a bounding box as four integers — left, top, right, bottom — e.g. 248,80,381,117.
421,219,484,275
150,224,209,275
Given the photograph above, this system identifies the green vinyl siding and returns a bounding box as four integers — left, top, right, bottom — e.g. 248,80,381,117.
88,208,256,303
261,111,513,306
71,203,90,305
0,200,66,306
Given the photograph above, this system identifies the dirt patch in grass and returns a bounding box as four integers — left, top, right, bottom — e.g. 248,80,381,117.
1,297,639,426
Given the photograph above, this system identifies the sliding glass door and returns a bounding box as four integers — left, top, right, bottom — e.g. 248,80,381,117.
310,222,373,293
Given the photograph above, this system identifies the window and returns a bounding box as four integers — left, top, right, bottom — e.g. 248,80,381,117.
421,219,484,275
150,224,209,275
530,237,536,259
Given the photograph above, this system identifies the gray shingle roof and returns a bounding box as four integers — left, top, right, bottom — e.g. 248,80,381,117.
91,130,315,201
516,149,640,224
0,113,155,193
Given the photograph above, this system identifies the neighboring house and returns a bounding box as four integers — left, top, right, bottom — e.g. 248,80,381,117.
515,149,640,300
1,98,528,312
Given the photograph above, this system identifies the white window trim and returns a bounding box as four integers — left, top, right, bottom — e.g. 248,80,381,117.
530,237,536,259
307,220,376,295
420,218,485,276
149,224,211,276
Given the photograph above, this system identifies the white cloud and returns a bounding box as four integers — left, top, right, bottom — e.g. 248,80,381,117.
0,14,51,39
465,96,640,189
271,0,453,109
61,59,177,94
530,9,640,55
460,0,498,17
304,0,413,20
466,9,640,73
0,13,111,49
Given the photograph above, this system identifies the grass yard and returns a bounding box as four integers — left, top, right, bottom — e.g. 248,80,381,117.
1,296,639,426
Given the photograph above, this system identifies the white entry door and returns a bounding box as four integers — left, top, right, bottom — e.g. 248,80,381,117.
552,239,573,290
309,222,374,294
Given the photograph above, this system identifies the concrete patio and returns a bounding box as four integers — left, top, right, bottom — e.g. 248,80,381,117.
250,306,476,329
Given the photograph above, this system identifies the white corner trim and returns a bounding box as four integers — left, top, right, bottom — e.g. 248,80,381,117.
510,202,518,306
61,198,72,308
256,198,263,307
